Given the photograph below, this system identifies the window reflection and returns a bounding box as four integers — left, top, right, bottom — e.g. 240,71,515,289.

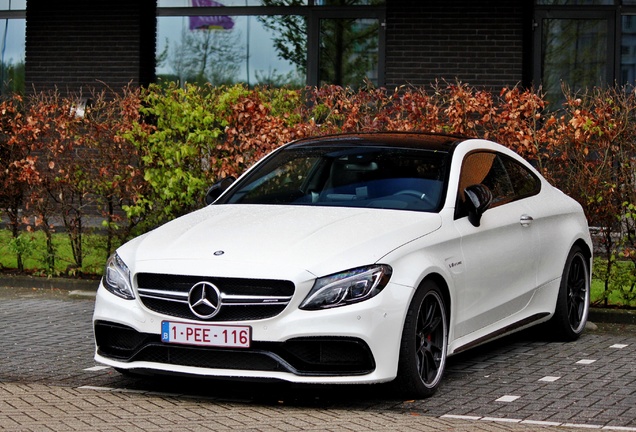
319,18,379,87
541,18,608,105
159,0,308,6
157,0,384,87
0,18,25,95
315,0,384,4
158,0,385,5
157,16,303,86
622,15,636,85
0,0,26,10
535,0,613,5
258,12,308,77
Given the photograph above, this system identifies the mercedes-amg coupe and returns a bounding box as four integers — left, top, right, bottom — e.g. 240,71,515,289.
93,132,592,397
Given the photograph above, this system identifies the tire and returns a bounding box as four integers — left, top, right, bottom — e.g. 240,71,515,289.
549,246,590,341
395,281,448,398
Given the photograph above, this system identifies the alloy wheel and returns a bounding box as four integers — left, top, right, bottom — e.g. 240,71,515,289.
415,290,447,388
566,252,589,333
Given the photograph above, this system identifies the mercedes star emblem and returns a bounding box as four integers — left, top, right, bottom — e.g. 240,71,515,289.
188,281,222,319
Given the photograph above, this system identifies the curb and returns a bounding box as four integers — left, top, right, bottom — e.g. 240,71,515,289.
588,307,636,325
1,275,635,324
0,274,98,291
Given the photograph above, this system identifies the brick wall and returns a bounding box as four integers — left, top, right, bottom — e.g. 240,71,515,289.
25,0,156,95
385,0,532,90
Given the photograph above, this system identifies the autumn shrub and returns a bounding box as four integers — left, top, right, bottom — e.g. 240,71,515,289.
1,81,636,308
546,85,636,306
79,87,147,257
302,81,551,163
0,94,27,270
1,88,146,275
3,92,76,275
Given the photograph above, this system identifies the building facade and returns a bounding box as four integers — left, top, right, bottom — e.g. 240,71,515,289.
0,1,634,102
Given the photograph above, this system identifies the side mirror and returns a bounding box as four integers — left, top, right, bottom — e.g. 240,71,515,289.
205,176,236,205
464,184,493,227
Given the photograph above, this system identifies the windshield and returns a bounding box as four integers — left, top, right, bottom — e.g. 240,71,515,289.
218,145,450,212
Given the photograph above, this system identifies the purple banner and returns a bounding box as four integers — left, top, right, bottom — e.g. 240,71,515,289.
189,0,235,30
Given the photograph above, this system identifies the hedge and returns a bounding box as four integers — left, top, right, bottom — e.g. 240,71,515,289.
1,81,636,306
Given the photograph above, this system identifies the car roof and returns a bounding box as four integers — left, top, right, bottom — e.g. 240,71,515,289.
284,132,467,152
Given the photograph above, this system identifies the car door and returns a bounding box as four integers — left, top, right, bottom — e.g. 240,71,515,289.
452,151,541,341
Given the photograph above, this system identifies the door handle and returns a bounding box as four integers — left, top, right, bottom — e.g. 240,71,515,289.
520,214,534,227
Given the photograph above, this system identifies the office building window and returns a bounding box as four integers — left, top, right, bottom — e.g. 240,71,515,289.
318,17,379,87
157,0,384,87
0,0,26,95
534,1,636,104
157,15,304,86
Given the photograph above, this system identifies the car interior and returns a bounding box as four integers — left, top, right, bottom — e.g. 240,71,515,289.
228,147,448,212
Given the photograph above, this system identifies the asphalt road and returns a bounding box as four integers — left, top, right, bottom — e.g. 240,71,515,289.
1,286,635,432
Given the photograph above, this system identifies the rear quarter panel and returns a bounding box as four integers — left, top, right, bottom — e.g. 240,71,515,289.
531,182,592,290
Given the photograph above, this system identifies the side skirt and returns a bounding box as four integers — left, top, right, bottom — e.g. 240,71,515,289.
451,312,550,354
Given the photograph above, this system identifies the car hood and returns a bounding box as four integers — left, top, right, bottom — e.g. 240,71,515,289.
122,204,441,278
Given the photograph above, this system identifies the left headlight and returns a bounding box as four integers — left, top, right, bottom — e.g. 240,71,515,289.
299,265,392,310
102,252,135,300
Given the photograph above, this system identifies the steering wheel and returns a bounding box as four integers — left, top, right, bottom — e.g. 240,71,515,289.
394,190,436,207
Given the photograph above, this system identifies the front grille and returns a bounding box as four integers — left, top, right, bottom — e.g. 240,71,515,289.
95,321,376,376
136,273,295,322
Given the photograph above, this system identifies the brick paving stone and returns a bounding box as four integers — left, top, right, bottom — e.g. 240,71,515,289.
1,287,636,431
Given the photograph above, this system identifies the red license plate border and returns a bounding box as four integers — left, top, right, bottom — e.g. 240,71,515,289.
161,321,252,348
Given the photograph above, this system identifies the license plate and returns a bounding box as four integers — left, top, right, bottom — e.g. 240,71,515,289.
161,321,251,348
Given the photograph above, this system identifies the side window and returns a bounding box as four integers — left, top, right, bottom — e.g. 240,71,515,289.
480,156,515,206
456,151,541,218
499,155,541,200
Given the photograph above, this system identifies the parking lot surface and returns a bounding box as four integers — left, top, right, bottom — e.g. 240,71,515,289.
1,285,635,431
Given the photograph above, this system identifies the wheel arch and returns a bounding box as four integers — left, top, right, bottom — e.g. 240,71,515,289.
572,238,592,271
567,237,593,285
419,272,452,325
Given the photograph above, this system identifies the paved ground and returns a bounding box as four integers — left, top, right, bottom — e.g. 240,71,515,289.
0,285,635,432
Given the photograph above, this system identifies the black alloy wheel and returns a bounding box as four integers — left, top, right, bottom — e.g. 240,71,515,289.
566,250,589,332
550,246,590,341
396,281,448,398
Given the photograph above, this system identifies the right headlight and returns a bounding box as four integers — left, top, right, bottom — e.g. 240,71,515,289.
299,265,392,310
102,252,134,300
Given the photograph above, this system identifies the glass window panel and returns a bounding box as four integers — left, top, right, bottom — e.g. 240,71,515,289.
315,0,384,4
258,13,307,77
319,18,379,88
622,15,636,84
0,17,25,95
159,0,308,6
541,18,608,104
535,0,613,5
157,15,304,86
158,0,384,6
0,0,26,10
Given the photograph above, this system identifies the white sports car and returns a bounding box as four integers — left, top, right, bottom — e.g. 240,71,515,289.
93,132,592,397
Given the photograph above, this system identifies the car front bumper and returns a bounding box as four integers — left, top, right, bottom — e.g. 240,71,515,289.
92,280,412,384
